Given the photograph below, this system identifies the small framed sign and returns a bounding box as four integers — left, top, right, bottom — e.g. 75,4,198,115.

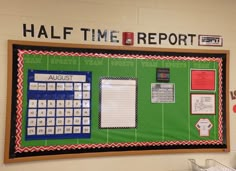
198,35,223,47
190,94,216,115
156,68,170,82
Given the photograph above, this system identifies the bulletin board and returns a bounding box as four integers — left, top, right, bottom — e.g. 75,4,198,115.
4,40,229,163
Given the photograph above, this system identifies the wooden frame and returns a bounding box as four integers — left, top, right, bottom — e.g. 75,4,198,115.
4,40,230,163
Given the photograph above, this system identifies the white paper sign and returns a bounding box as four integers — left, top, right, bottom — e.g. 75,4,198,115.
191,94,215,114
100,79,137,128
151,83,175,103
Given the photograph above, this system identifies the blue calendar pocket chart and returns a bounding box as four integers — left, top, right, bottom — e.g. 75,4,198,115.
26,70,92,140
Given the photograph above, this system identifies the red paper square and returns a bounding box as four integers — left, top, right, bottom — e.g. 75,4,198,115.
191,70,215,90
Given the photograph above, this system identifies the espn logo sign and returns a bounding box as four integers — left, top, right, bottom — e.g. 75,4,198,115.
198,35,223,46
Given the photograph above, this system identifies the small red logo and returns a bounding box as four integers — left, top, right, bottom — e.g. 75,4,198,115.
122,32,134,45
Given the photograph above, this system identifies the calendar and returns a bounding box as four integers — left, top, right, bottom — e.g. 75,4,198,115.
26,70,92,140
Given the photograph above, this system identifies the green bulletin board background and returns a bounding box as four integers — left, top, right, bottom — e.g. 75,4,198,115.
4,40,229,163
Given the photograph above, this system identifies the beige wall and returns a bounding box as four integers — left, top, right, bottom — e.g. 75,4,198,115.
1,0,236,170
